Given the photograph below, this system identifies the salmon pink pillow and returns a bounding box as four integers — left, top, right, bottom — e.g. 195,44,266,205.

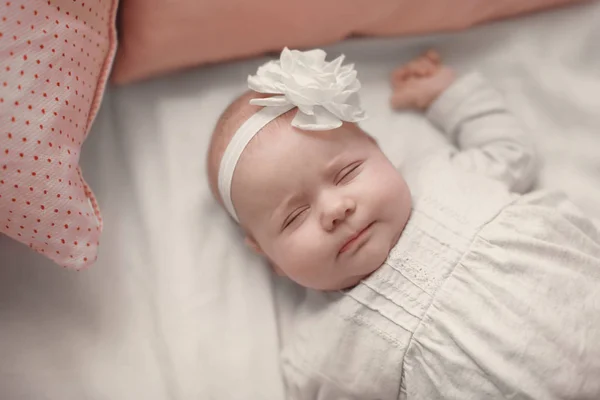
0,0,118,268
112,0,583,84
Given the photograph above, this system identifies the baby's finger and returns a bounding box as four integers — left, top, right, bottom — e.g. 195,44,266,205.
425,50,441,64
392,77,407,89
422,60,436,76
393,63,419,82
392,67,410,82
405,58,422,73
413,59,431,77
391,75,409,90
392,74,417,90
390,88,418,109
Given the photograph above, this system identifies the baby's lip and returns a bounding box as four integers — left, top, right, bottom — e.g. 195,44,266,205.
339,222,374,254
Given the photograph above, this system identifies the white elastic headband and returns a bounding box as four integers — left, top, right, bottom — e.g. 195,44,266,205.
218,104,294,221
217,47,367,222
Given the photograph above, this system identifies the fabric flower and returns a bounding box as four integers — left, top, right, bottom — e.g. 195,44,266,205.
247,47,367,130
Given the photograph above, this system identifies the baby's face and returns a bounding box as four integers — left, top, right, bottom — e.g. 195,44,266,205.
232,122,411,290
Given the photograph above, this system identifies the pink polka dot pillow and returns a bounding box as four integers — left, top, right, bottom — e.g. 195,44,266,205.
0,0,118,268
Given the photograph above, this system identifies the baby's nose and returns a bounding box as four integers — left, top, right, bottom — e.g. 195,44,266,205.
321,197,356,231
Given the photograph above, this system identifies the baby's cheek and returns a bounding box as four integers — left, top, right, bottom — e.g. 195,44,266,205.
270,235,304,266
367,171,397,202
274,233,325,280
383,170,408,200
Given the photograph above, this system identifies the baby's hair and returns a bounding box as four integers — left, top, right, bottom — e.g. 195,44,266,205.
207,91,295,205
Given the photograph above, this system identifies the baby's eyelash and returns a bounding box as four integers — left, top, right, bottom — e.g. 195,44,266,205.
283,207,307,229
283,214,296,229
336,162,362,184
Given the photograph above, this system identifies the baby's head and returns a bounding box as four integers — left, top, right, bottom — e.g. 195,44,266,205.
207,49,412,291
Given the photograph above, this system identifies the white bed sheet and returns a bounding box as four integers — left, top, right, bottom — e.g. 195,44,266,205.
1,1,599,399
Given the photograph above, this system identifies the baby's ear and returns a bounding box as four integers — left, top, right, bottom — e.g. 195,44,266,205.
244,236,286,277
270,263,286,277
244,236,264,255
368,134,379,147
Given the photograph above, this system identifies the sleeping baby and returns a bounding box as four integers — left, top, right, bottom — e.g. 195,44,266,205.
207,48,600,399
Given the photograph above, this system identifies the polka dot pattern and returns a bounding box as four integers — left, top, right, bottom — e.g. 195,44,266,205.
0,0,118,269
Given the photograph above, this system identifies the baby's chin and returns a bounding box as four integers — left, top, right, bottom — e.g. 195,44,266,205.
327,244,392,290
334,273,371,291
287,252,387,291
324,263,380,291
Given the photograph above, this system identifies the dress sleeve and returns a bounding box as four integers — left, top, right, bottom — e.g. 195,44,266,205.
425,72,538,193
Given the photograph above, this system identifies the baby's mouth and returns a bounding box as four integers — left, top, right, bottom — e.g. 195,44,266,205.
339,222,375,255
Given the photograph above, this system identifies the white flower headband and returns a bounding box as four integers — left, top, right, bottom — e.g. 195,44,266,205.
218,47,367,222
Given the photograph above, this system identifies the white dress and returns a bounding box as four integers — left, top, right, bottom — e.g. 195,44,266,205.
280,73,600,400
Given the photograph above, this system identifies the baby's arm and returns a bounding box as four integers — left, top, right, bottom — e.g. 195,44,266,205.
426,72,537,192
391,51,537,193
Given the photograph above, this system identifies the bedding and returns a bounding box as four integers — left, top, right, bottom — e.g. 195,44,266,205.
0,0,118,269
111,0,583,84
0,1,599,398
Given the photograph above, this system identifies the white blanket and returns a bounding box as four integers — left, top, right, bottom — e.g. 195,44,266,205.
0,2,599,399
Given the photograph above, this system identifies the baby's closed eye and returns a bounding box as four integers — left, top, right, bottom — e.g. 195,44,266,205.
283,206,310,230
335,161,363,185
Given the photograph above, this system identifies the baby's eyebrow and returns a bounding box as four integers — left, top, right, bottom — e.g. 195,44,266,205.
271,192,302,224
324,154,346,177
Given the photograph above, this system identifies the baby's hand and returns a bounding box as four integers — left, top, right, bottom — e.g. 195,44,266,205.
390,50,456,110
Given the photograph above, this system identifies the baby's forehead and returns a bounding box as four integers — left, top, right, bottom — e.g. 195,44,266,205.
248,120,366,154
239,123,369,187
